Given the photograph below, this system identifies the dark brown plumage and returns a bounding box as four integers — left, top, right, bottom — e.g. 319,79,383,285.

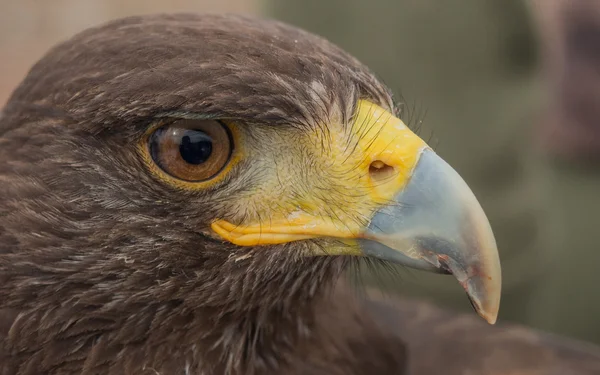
0,13,599,375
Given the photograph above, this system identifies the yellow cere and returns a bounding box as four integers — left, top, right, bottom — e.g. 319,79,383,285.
211,100,430,248
347,100,428,201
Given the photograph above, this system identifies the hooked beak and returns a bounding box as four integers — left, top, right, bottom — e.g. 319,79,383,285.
358,149,501,324
211,100,501,324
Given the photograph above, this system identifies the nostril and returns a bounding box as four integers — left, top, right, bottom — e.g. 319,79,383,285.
369,160,396,182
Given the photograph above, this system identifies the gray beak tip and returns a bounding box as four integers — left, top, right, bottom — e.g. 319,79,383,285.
464,278,500,325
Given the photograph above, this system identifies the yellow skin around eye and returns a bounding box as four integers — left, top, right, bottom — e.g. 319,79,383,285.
138,120,245,191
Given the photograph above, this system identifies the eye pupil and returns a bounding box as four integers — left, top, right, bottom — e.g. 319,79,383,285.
179,131,213,165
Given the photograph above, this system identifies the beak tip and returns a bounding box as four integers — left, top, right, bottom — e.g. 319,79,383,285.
468,295,499,325
464,274,501,325
480,308,499,325
460,262,501,325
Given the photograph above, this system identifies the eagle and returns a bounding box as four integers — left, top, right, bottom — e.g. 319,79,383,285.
1,13,599,375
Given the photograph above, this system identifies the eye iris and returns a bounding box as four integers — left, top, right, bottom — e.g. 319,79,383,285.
146,119,233,183
179,130,213,165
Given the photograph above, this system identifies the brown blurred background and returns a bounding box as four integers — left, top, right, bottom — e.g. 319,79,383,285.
2,0,600,345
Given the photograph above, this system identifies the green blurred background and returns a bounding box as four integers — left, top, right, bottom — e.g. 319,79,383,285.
2,0,599,344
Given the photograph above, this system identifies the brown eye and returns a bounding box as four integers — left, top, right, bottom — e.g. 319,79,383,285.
149,119,233,182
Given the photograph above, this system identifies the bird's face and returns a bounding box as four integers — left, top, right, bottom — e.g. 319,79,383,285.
0,14,500,324
131,96,500,322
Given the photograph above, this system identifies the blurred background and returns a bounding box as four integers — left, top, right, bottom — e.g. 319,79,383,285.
2,0,599,344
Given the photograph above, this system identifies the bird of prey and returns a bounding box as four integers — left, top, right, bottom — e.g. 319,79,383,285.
1,13,599,375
